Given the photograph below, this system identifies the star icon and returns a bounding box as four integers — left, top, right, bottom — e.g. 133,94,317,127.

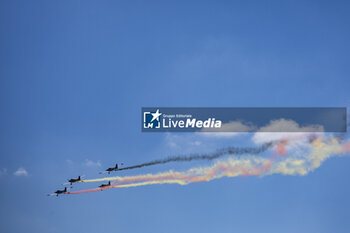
151,109,162,122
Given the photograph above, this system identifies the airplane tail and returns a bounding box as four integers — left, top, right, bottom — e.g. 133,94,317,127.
78,176,81,180
64,187,67,192
108,181,111,185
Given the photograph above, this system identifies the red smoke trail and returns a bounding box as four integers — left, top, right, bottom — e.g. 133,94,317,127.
342,142,350,153
274,139,288,156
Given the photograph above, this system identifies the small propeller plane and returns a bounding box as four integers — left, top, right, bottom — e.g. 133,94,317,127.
100,163,124,174
63,175,84,185
48,187,70,197
99,181,111,189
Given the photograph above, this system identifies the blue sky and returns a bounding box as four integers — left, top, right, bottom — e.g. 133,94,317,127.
1,1,350,233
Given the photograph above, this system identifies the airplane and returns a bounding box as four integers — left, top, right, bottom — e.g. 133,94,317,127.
63,175,84,185
48,187,70,197
100,163,124,174
99,181,111,189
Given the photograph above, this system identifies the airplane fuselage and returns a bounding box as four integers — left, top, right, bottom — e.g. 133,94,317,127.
68,178,79,184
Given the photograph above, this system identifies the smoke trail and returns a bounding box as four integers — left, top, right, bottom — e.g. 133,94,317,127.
67,137,350,194
114,142,273,172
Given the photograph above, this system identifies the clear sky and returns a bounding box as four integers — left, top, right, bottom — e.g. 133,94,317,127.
1,1,350,233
